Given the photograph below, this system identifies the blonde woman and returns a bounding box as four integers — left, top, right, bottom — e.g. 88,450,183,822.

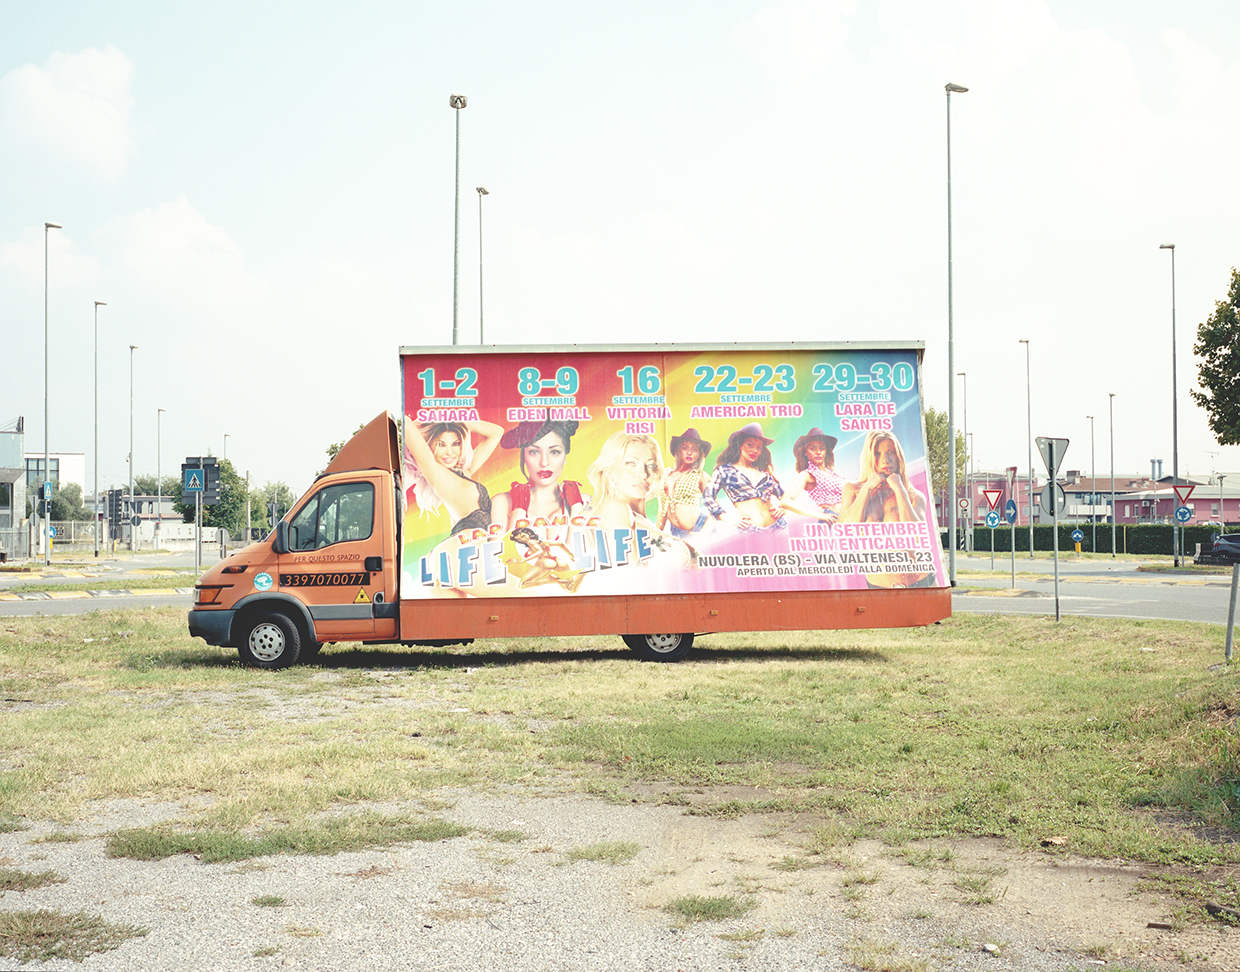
838,430,925,525
585,432,664,531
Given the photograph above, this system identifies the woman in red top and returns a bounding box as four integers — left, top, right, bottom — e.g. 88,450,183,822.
490,418,584,532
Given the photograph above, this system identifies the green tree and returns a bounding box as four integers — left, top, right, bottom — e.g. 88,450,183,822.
49,482,92,522
134,474,182,499
1192,267,1240,444
259,481,297,523
171,459,249,538
923,406,967,517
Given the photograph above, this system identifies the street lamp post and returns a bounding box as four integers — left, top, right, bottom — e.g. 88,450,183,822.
157,408,165,548
957,371,968,553
1019,338,1033,557
450,94,468,345
476,187,488,344
1087,414,1095,553
1109,393,1116,557
945,81,968,585
224,434,230,462
42,221,62,566
1160,243,1180,565
129,345,137,551
93,299,106,558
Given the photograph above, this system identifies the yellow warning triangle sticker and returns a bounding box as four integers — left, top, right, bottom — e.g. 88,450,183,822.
353,588,371,604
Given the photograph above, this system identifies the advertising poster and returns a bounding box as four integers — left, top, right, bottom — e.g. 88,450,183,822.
399,345,947,599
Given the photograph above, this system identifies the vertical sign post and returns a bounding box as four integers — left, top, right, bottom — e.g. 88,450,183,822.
983,489,1003,573
1006,465,1018,588
1037,437,1069,622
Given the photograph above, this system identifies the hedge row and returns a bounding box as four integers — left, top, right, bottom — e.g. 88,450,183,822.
941,524,1227,555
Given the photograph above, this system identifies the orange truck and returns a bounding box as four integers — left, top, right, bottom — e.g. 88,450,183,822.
189,343,951,667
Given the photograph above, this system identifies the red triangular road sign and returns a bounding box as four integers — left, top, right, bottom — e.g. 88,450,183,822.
982,489,1004,510
1173,484,1195,505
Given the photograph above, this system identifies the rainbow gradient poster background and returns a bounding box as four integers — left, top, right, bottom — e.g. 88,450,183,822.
399,345,947,599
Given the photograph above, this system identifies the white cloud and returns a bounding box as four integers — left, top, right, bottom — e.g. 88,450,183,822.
0,224,100,285
733,0,858,90
101,197,266,313
0,46,136,181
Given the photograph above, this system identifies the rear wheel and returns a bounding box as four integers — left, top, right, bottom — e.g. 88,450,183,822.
238,611,302,669
621,632,694,662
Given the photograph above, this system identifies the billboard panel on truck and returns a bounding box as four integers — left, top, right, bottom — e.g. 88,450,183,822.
399,344,946,601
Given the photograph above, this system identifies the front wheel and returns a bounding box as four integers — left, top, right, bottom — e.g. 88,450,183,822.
621,632,694,662
239,612,302,669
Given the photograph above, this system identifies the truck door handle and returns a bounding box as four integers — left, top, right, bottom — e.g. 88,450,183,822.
365,556,383,572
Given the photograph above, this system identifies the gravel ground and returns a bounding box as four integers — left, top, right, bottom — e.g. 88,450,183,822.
1,791,1232,971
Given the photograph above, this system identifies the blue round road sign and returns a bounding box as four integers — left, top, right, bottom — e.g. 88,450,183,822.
985,510,1001,528
1071,528,1084,543
1004,499,1017,525
1175,505,1192,523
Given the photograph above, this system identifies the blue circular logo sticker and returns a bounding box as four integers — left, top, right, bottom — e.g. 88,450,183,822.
254,572,273,592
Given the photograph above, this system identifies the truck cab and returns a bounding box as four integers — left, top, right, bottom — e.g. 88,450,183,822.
189,413,401,668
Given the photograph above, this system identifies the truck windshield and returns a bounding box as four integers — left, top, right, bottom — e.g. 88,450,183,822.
288,482,374,550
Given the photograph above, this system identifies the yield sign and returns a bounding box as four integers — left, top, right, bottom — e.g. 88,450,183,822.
982,489,1004,510
1173,484,1195,505
1036,436,1069,477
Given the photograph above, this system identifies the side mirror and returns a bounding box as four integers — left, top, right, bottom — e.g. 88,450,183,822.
274,520,289,554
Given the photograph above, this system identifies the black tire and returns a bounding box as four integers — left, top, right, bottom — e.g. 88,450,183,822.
621,632,694,662
238,611,302,669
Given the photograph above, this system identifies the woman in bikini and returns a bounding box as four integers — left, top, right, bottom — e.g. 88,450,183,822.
657,428,711,539
784,427,844,523
490,418,584,532
505,525,584,592
703,423,786,531
403,417,504,537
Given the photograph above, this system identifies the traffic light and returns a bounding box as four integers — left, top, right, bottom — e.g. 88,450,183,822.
203,459,220,505
108,489,123,535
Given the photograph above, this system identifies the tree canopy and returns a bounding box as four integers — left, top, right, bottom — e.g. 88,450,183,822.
1191,267,1240,445
923,406,967,509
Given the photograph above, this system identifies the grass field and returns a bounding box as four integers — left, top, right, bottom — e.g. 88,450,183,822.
0,606,1237,870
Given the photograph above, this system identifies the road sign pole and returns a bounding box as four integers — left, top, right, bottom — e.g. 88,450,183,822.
195,490,201,575
1051,440,1061,622
1226,563,1238,664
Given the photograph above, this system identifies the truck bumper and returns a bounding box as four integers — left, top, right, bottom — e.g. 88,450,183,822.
188,609,235,647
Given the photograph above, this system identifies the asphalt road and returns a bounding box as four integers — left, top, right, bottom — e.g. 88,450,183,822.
1,551,1235,628
952,552,1239,625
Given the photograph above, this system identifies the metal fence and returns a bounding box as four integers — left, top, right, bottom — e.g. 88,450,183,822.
0,527,30,561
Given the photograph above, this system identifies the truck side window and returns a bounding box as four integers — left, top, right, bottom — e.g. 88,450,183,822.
287,482,374,551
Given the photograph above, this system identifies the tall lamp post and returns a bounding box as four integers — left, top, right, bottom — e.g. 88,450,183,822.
1109,393,1116,557
1160,243,1179,564
957,371,968,553
42,221,62,565
476,187,488,343
1087,414,1095,553
93,299,106,558
450,94,468,345
1019,338,1033,557
157,408,166,549
128,345,137,551
945,81,968,585
224,434,230,462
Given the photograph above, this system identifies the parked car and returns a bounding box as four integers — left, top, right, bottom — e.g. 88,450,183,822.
1211,534,1240,562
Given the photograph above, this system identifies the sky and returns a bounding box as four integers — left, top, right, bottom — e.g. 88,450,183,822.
3,0,1240,501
